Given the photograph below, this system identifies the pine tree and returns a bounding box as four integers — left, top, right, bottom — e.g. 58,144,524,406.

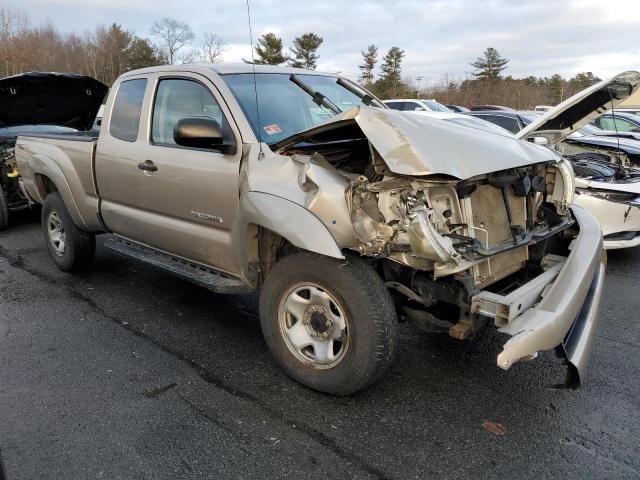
548,73,565,104
470,47,509,80
358,45,378,85
126,37,163,71
569,72,601,91
245,32,287,65
379,47,405,98
288,33,323,69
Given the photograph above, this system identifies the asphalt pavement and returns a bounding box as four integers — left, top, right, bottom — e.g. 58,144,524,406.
0,209,639,479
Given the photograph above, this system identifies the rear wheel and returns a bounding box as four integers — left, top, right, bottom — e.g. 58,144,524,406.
259,252,398,395
0,185,8,231
41,192,95,272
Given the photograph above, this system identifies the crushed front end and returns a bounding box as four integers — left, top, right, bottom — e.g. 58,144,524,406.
274,105,604,386
348,158,604,386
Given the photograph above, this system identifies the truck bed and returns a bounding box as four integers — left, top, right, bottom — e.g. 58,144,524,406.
18,131,99,142
16,133,101,230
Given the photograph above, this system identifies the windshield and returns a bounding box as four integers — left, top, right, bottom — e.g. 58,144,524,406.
517,113,539,125
443,116,514,136
222,73,383,144
0,125,78,137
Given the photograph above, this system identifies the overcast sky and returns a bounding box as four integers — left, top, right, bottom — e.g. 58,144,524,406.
10,0,640,83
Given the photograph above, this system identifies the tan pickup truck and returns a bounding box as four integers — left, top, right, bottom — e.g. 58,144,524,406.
16,64,606,395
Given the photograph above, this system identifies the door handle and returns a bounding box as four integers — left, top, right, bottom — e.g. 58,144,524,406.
138,161,158,172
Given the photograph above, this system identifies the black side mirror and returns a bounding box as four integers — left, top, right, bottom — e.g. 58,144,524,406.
631,128,640,133
174,117,235,153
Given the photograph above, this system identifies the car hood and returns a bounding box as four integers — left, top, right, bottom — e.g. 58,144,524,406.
568,134,640,155
517,71,640,144
0,72,108,131
275,106,558,179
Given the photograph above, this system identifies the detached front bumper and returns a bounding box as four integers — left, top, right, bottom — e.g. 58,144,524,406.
471,206,605,387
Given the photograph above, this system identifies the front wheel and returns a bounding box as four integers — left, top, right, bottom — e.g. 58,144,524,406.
41,192,95,272
259,252,398,395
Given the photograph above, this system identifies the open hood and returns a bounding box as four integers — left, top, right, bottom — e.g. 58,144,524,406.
0,72,108,131
517,71,640,144
275,106,558,179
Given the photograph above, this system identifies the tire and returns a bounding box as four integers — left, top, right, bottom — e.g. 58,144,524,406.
41,192,95,272
259,252,398,395
0,186,8,231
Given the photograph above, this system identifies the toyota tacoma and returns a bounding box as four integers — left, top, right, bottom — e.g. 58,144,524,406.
16,65,605,394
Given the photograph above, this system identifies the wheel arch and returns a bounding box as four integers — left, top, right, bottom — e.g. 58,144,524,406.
31,171,89,230
237,191,345,286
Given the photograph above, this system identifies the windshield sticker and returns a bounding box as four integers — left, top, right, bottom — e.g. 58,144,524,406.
263,124,282,135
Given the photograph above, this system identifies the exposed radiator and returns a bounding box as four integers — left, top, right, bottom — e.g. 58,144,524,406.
463,185,528,288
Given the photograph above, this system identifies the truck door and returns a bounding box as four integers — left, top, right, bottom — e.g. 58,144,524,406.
95,73,243,275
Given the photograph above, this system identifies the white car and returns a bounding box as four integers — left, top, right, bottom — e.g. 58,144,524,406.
383,98,452,113
518,71,640,249
402,109,515,136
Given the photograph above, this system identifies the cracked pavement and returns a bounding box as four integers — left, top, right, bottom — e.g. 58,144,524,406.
0,210,639,479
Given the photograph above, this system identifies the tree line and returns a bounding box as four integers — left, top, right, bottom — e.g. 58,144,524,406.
0,6,602,107
0,8,221,85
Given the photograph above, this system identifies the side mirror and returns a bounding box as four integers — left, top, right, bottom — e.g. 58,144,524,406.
533,136,549,145
631,128,640,133
415,107,426,111
174,117,235,153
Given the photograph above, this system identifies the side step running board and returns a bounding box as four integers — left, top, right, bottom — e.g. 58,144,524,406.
103,237,251,294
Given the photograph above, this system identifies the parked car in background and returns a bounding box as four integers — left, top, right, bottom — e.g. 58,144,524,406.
92,104,105,130
566,125,640,164
518,71,640,249
575,123,640,141
608,106,640,117
0,72,107,230
405,109,514,136
592,112,640,133
467,104,514,111
16,64,603,393
383,98,452,112
445,105,470,113
534,105,553,112
465,110,539,134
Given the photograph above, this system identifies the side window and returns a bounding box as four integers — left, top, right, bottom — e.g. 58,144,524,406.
484,115,520,134
598,117,615,130
613,118,636,132
152,78,224,146
109,79,147,142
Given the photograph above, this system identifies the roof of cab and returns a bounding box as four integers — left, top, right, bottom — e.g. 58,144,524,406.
120,63,337,78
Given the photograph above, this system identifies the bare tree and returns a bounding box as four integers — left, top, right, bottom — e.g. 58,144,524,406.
200,33,225,63
150,17,194,64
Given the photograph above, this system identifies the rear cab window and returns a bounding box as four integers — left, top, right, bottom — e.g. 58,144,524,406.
109,79,147,142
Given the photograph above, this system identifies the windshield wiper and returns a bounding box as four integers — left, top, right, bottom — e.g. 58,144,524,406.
289,74,341,115
336,78,379,107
